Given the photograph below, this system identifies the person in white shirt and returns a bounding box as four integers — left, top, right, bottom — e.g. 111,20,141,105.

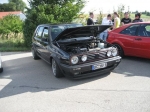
99,14,112,41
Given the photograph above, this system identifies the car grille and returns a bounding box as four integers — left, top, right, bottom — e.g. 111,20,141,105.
78,51,110,64
87,52,107,60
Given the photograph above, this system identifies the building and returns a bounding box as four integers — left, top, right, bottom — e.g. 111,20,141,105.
0,11,26,20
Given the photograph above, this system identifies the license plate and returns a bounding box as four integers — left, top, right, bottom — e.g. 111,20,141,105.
92,63,107,70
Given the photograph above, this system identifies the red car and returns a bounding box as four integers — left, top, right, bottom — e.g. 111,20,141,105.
107,22,150,59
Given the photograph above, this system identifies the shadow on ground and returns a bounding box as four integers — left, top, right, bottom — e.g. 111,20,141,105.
0,55,109,98
113,56,150,78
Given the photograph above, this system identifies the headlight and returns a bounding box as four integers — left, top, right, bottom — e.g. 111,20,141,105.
112,49,118,56
107,51,112,57
71,56,79,64
81,55,87,62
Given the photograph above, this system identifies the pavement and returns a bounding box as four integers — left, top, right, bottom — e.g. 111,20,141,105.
0,52,150,112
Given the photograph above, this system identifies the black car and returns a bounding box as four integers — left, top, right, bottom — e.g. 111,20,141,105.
32,23,121,79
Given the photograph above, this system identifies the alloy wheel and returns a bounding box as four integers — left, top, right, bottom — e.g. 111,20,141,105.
52,59,56,76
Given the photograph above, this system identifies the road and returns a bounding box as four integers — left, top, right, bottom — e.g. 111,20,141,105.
0,52,150,112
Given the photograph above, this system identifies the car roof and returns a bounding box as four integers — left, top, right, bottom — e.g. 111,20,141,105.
38,23,82,27
111,22,150,33
124,22,150,26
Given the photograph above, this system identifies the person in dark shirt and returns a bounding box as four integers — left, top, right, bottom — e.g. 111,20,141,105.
132,13,143,23
121,12,131,26
87,12,94,25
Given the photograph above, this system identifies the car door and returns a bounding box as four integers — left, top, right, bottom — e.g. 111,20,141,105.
40,27,51,62
34,26,44,57
133,24,150,58
119,24,140,56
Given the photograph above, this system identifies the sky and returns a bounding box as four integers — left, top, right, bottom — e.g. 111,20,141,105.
0,0,150,13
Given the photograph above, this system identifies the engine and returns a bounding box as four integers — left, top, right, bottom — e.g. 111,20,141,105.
56,36,111,54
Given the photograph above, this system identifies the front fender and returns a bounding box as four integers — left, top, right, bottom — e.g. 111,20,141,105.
111,39,124,48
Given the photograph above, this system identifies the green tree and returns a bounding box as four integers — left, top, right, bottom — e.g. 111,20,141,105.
117,4,125,20
0,3,16,11
97,11,103,24
0,15,23,37
0,0,26,12
23,0,85,47
8,0,26,12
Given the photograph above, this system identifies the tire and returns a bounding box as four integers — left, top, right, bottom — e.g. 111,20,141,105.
31,47,40,60
113,44,124,57
0,68,3,73
51,59,63,78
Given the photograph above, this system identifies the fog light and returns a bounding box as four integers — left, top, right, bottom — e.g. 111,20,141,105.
71,56,79,64
107,51,112,57
112,49,118,56
81,55,87,62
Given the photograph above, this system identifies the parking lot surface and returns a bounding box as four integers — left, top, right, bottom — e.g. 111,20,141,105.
0,52,150,112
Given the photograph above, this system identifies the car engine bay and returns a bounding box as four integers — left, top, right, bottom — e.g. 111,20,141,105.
56,36,112,54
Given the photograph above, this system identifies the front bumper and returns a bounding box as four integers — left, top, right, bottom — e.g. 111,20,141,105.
60,56,121,79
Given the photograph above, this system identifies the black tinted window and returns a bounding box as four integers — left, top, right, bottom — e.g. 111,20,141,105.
120,25,139,36
138,24,150,37
51,26,65,40
36,27,44,39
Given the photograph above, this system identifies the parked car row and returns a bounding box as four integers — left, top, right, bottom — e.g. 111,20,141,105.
2,22,149,79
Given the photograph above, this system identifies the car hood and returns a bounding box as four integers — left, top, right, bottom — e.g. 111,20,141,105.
53,25,111,41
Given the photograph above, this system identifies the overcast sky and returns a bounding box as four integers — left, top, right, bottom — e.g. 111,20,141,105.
1,0,150,13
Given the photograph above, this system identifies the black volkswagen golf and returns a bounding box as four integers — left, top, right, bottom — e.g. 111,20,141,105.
32,23,121,79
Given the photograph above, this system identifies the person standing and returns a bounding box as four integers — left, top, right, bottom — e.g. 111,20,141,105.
121,12,132,26
113,12,120,29
87,12,94,25
100,14,113,41
132,13,143,23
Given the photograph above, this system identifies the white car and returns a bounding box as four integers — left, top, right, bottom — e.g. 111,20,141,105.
0,53,3,73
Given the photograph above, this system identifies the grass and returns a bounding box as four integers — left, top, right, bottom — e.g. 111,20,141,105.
0,47,30,52
0,33,30,52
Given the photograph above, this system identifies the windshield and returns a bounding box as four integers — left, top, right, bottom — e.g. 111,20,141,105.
51,24,82,40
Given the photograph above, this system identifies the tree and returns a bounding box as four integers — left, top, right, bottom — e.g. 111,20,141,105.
117,4,125,20
0,0,26,12
8,0,26,12
23,0,85,47
0,15,23,37
97,11,103,24
0,3,16,11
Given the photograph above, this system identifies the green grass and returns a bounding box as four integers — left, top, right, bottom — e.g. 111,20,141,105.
0,33,30,52
0,47,30,52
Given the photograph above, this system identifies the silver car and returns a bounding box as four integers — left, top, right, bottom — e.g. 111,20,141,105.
0,53,3,73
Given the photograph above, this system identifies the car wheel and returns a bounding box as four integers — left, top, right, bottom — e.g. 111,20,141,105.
113,44,124,57
0,68,3,73
31,47,40,60
52,59,63,78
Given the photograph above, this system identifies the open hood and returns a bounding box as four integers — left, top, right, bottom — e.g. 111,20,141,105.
53,25,111,41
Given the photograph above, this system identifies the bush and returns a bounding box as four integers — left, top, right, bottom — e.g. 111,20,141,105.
0,15,27,51
0,14,23,36
0,33,29,52
97,11,104,24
